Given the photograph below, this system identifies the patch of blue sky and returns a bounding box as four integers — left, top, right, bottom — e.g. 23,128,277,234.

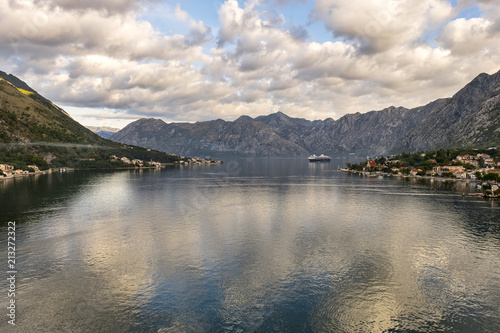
423,29,443,48
138,1,217,56
138,2,190,35
146,1,336,43
277,1,342,43
139,0,342,62
176,0,226,27
307,22,340,44
420,2,485,49
455,4,484,19
256,0,335,44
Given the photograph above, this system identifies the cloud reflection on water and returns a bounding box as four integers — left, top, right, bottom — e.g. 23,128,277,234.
1,164,500,332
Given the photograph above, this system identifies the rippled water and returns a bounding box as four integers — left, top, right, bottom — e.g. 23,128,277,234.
1,158,500,332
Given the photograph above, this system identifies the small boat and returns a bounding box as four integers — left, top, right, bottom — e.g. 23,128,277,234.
308,154,331,162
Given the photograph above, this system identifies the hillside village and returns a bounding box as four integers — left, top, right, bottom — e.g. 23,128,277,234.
0,155,165,179
109,154,221,167
346,149,500,196
0,154,221,179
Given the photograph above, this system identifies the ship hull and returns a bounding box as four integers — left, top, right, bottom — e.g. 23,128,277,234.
308,158,331,162
308,154,331,162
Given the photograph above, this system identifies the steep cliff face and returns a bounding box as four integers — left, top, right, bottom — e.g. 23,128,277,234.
398,71,500,151
448,92,500,148
303,106,431,156
111,117,309,156
111,70,500,157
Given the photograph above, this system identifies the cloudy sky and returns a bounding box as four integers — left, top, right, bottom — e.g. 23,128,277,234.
1,0,500,128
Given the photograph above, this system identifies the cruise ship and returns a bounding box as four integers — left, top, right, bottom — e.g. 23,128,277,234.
308,154,331,162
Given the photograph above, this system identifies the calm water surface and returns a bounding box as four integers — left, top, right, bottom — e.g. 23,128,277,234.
1,158,500,332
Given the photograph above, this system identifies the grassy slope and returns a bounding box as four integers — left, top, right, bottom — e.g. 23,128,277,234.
0,78,110,145
0,75,182,169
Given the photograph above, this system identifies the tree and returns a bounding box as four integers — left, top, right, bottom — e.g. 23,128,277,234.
442,172,456,178
400,168,410,175
478,157,485,168
463,163,474,170
483,173,499,181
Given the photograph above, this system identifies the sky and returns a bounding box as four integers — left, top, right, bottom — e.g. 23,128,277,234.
1,0,500,128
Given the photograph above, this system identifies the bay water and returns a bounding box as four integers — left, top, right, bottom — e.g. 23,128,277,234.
1,158,500,332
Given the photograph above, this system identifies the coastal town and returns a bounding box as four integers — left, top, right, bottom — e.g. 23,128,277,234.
0,154,222,179
345,149,500,197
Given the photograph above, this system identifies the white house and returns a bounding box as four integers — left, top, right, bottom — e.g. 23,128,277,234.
120,157,131,164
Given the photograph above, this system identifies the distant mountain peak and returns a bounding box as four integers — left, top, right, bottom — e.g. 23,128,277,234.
86,126,121,133
0,70,37,94
234,115,254,122
264,111,289,119
0,72,110,146
273,111,287,117
86,126,121,139
137,117,165,123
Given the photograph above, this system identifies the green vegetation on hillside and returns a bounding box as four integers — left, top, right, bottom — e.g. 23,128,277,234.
347,147,499,176
0,143,184,170
390,148,497,170
0,73,185,170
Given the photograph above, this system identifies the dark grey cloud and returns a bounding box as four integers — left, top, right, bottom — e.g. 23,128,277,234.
267,0,308,6
489,18,500,34
185,22,213,46
289,24,309,41
33,0,159,14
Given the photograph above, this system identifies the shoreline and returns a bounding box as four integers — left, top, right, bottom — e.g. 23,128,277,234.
342,169,500,198
0,165,164,181
0,162,224,181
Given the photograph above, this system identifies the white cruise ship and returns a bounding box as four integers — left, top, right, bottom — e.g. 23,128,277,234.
308,154,331,162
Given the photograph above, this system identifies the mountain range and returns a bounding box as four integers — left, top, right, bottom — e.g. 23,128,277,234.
111,70,500,157
86,126,121,139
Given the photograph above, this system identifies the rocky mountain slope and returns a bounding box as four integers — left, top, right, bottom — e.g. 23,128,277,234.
110,69,499,157
0,72,107,145
0,70,183,167
111,117,309,157
86,126,121,139
399,71,500,151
